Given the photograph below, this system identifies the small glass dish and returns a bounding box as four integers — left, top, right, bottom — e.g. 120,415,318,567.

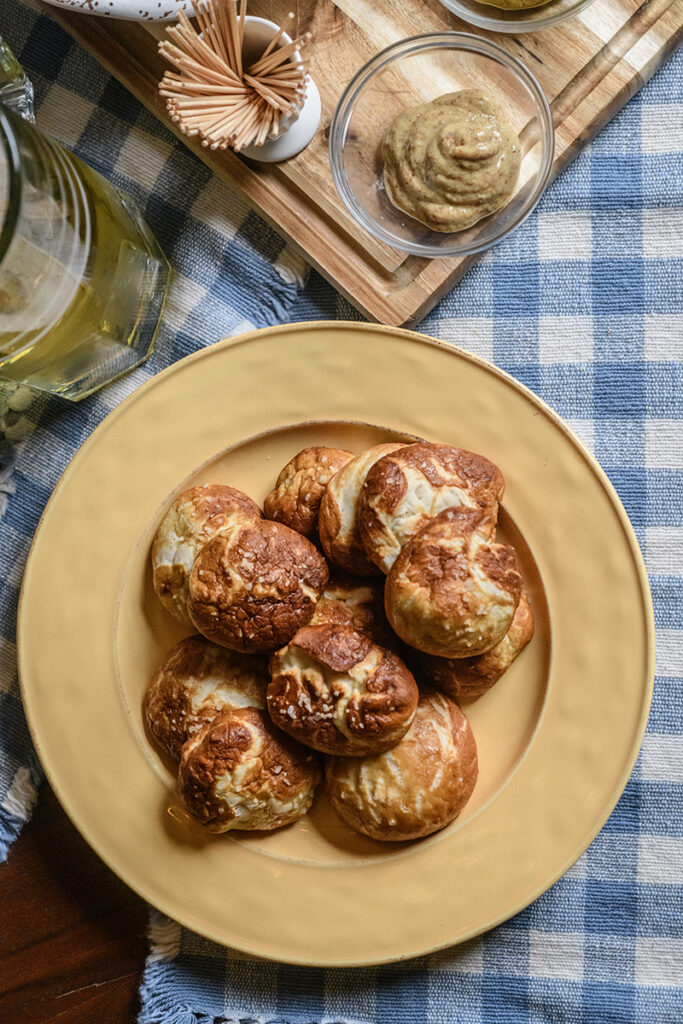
438,0,597,35
329,33,554,259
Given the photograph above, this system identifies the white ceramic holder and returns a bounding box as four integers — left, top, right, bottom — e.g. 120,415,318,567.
239,16,321,163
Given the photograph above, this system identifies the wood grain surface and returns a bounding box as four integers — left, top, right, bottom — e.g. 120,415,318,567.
37,0,683,324
0,785,148,1024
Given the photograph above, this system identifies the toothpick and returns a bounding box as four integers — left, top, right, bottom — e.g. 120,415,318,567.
257,12,293,63
158,0,310,154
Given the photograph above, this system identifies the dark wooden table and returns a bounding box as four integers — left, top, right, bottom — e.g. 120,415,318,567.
0,784,149,1024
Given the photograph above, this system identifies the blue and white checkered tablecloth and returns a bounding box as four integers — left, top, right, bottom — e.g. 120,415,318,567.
1,3,681,1021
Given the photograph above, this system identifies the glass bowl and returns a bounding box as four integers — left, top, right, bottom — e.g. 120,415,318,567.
329,34,554,259
438,0,597,34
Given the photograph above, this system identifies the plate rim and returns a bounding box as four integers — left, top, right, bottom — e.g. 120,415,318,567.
17,321,655,965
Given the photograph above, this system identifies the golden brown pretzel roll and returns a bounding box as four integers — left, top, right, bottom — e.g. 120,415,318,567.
267,625,418,756
359,442,505,574
385,507,522,658
144,634,268,761
152,484,261,624
318,443,406,575
325,690,478,841
411,590,534,701
187,519,328,653
178,707,321,833
310,575,393,648
264,447,354,538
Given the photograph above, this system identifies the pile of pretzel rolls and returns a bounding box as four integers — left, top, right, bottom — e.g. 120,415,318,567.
158,0,310,151
146,440,534,842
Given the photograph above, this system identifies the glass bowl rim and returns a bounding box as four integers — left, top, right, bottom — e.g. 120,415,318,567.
437,0,598,35
328,32,555,259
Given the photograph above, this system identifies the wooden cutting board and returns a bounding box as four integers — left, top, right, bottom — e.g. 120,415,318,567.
40,0,682,325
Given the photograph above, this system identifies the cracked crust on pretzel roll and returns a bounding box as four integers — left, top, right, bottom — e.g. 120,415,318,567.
385,507,522,658
359,442,505,574
187,519,328,653
267,624,418,756
309,575,394,648
264,446,354,538
411,590,534,701
144,634,268,761
318,443,407,576
325,690,478,841
178,707,321,833
152,484,262,624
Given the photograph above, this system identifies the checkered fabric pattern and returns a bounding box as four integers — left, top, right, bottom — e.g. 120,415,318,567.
1,3,681,1022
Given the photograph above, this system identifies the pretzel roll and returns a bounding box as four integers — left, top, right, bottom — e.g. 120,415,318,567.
359,442,505,574
310,574,393,648
178,707,321,833
152,484,261,624
326,690,478,841
187,519,328,653
267,625,418,756
318,443,406,576
385,507,522,658
144,634,268,761
412,590,534,701
264,446,354,538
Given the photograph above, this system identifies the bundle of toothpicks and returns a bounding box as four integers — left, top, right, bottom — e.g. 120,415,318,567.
159,0,311,152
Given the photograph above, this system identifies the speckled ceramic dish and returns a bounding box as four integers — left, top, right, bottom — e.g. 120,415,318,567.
41,0,193,21
18,322,653,966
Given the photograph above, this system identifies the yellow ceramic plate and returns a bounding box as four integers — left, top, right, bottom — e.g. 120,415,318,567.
18,322,653,966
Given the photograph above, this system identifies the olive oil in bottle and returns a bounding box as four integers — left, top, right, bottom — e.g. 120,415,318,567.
0,104,170,400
